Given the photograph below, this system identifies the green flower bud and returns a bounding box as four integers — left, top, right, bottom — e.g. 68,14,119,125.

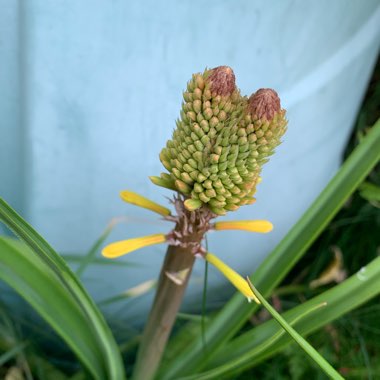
193,99,202,114
200,119,209,132
180,172,193,185
209,116,219,128
182,163,192,173
198,192,210,203
197,173,207,183
209,199,226,208
189,170,199,181
188,158,198,169
193,183,203,193
149,175,176,191
175,179,192,194
184,198,202,211
195,74,205,90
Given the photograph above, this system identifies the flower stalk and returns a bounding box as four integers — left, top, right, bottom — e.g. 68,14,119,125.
132,244,196,380
132,196,215,380
103,65,287,380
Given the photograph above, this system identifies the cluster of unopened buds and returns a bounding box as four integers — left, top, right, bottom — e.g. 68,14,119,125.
102,66,287,303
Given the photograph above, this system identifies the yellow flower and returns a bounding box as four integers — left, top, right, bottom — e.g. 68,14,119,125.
213,220,273,233
102,233,167,258
102,190,271,304
205,252,260,304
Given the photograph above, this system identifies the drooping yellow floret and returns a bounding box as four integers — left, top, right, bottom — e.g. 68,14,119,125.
102,234,166,258
214,220,273,233
205,252,260,304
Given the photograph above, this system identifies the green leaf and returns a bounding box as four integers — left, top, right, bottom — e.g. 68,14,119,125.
178,303,327,380
359,181,380,202
245,280,343,380
160,119,380,378
76,220,119,276
198,255,380,378
62,254,139,267
0,238,103,377
31,355,71,380
0,341,28,366
0,199,126,380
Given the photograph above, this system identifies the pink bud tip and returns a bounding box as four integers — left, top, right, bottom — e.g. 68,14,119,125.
248,88,281,120
209,66,236,96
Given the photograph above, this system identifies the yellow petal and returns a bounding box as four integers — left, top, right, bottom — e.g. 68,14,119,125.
102,233,166,258
120,190,171,216
214,220,273,233
205,252,260,304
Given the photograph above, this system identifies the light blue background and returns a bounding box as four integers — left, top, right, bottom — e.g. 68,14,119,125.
1,1,380,320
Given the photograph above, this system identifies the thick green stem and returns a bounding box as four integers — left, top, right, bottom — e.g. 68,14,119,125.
132,244,195,380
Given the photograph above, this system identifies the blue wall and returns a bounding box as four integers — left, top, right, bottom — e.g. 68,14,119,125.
1,0,379,319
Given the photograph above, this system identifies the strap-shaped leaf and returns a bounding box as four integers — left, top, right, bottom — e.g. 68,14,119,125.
0,238,104,378
0,199,126,380
189,255,380,379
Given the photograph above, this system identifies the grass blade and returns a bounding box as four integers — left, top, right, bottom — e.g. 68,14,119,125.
202,255,380,378
0,341,28,366
245,279,343,379
160,119,380,378
62,254,138,267
359,181,380,202
76,219,118,277
178,303,327,380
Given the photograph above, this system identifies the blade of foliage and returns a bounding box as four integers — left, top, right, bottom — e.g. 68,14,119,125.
179,303,327,380
62,254,138,267
196,255,380,379
0,199,125,380
245,280,343,380
76,221,117,276
359,181,380,202
31,355,70,380
0,238,103,378
0,341,28,366
160,119,380,378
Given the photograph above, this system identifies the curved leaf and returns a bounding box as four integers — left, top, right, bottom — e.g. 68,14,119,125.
191,255,380,379
0,199,125,380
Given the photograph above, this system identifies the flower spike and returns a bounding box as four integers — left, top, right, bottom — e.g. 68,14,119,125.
184,198,203,212
102,233,166,258
205,252,260,304
155,68,287,216
120,190,171,216
214,220,273,233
